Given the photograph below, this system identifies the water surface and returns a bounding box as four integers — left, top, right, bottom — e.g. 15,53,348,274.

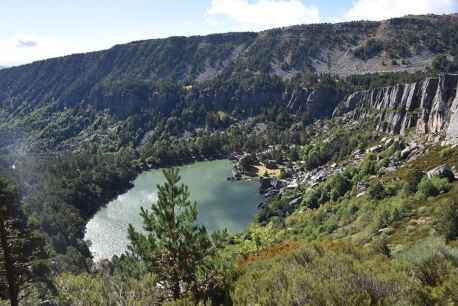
85,160,261,260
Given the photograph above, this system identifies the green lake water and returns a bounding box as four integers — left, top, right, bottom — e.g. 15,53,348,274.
85,159,262,260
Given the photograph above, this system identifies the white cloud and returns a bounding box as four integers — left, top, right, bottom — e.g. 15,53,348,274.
207,0,320,31
0,30,193,66
344,0,458,21
0,34,86,66
16,39,37,48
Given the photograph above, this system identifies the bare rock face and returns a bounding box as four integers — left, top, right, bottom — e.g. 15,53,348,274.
285,86,343,118
445,82,458,143
334,74,458,142
427,164,455,181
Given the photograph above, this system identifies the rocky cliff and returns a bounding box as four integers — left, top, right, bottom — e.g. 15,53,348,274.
1,14,458,150
334,74,458,143
1,14,458,114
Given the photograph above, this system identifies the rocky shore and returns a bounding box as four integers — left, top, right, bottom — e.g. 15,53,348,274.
229,134,448,219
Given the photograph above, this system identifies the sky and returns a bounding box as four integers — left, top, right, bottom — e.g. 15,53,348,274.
1,0,458,66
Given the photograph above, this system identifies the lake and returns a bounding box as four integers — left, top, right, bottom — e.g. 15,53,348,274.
85,159,262,260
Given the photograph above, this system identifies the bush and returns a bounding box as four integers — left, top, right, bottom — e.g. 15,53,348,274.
361,153,379,176
329,173,352,201
373,206,397,229
418,177,437,197
432,176,451,193
404,169,425,194
417,177,449,197
434,201,458,241
232,245,418,305
372,236,391,257
354,39,384,60
432,54,455,73
368,182,386,200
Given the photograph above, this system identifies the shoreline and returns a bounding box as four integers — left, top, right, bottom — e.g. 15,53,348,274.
85,158,262,262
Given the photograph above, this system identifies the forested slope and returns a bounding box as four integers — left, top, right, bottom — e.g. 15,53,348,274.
1,14,458,153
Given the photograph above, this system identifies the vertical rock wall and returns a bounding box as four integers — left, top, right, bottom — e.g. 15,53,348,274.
333,74,458,142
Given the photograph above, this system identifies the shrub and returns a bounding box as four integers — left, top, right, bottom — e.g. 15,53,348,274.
57,272,162,305
432,54,454,73
418,176,450,197
418,177,436,197
416,179,434,198
434,201,458,241
440,272,458,304
432,177,451,193
372,236,391,257
302,189,321,209
404,169,425,194
374,207,393,229
439,147,454,158
329,173,352,201
368,182,386,200
361,153,379,176
354,39,384,60
232,245,417,305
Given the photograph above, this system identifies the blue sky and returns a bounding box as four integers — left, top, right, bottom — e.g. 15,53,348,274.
1,0,458,66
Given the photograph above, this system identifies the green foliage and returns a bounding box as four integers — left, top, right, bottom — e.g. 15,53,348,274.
237,223,283,256
417,176,450,197
432,54,458,73
127,169,220,301
56,272,161,305
10,147,138,273
403,168,425,194
354,38,384,60
301,171,354,210
361,153,379,176
434,201,458,241
368,182,387,200
233,244,419,306
0,177,52,305
301,124,377,171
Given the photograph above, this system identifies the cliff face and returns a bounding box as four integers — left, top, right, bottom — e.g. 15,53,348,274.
334,74,458,143
1,14,458,150
1,14,457,115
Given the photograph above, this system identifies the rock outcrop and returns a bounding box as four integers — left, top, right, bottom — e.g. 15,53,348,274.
334,74,458,143
285,86,343,118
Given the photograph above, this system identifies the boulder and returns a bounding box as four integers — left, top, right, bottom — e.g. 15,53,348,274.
356,181,368,193
427,164,455,181
288,196,303,208
367,145,383,153
401,144,417,159
384,138,394,147
378,227,395,235
259,177,273,193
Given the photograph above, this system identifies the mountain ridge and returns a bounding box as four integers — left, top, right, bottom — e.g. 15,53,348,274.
1,13,458,152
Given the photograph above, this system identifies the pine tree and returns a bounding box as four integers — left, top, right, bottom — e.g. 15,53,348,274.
127,168,214,300
0,177,50,306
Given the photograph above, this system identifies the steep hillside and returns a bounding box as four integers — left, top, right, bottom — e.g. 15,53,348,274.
0,14,458,140
0,14,457,155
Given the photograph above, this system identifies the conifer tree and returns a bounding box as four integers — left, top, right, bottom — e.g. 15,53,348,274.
127,168,214,300
0,177,51,305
